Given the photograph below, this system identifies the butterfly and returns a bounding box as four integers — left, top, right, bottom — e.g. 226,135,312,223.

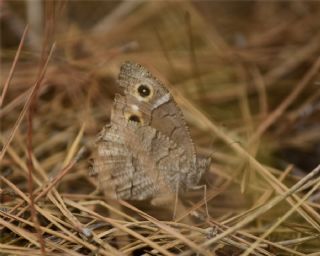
93,61,211,201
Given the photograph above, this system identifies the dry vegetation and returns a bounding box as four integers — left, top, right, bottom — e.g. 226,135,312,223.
1,1,320,255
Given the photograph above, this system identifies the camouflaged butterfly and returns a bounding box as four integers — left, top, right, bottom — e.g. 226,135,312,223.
93,61,211,201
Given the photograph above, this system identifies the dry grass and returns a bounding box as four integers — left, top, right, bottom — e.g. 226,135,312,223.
1,1,320,255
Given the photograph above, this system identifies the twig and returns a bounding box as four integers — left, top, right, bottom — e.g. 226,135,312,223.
0,25,28,107
241,170,320,255
249,56,320,144
0,44,55,162
201,165,320,250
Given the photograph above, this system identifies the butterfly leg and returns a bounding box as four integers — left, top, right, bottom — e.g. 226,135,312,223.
191,184,210,219
151,180,182,221
173,183,179,220
150,192,193,224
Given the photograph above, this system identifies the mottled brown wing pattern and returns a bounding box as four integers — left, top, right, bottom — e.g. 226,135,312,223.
95,108,191,199
118,62,196,160
94,61,211,200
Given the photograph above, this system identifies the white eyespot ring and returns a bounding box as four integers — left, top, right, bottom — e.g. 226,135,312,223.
134,83,154,102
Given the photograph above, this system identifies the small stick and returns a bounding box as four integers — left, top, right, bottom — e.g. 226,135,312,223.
201,165,320,249
0,25,28,107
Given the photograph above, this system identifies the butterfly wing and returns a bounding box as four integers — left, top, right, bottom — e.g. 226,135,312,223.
118,62,211,187
94,94,204,200
118,61,196,163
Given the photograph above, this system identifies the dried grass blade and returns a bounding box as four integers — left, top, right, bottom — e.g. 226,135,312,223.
0,44,55,162
0,25,28,107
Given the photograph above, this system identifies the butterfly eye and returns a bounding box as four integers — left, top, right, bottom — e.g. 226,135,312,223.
128,114,141,123
137,84,151,97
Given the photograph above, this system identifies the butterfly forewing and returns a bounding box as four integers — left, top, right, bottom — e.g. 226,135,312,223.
118,62,196,160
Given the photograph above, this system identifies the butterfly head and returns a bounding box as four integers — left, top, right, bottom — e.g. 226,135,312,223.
118,61,171,109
